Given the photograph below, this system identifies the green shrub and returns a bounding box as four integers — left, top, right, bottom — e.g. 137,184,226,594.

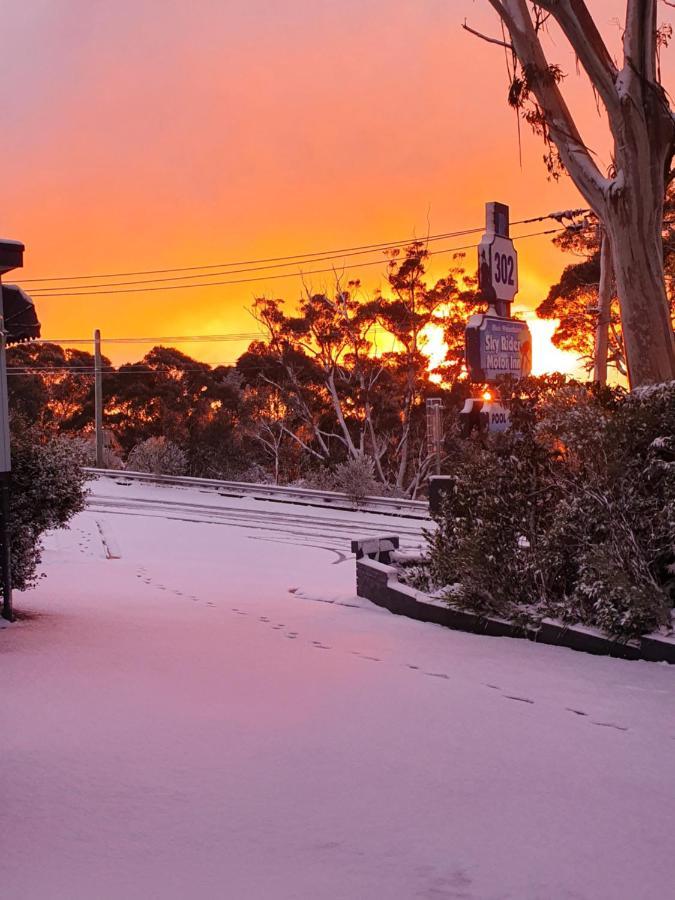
127,436,187,475
4,422,88,597
425,378,674,638
333,456,379,506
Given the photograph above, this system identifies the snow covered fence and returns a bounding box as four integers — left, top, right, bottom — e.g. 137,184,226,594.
84,469,429,519
353,538,675,664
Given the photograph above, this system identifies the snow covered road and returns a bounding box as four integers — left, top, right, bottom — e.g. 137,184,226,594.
2,477,675,899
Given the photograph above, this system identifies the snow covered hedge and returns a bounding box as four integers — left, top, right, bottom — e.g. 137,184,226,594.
423,377,675,639
5,423,88,597
126,436,187,476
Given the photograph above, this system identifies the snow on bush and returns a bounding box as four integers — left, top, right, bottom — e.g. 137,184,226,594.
332,456,379,506
6,424,88,596
69,436,125,470
126,436,188,476
424,377,675,639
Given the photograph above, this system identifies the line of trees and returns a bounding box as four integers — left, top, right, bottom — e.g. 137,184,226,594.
8,246,479,496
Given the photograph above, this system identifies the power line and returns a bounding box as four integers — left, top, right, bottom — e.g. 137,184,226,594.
27,227,567,299
6,365,238,375
25,231,481,292
19,227,480,285
19,209,590,287
25,238,479,296
26,328,397,345
28,333,265,345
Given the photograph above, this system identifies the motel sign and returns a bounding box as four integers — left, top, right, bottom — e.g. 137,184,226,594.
465,314,532,383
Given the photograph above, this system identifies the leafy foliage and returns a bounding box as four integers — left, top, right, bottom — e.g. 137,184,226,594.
4,421,88,597
425,377,675,638
7,248,476,493
333,455,379,507
127,436,188,476
243,246,478,493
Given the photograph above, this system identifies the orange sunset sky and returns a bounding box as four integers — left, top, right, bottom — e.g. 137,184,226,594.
3,1,672,375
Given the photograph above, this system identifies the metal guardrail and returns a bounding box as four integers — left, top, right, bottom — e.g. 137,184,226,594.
84,468,430,519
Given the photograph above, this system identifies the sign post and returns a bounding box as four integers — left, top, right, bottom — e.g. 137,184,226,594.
477,201,518,318
426,398,442,475
463,203,531,434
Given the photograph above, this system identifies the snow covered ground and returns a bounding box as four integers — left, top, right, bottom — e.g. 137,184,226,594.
2,475,675,900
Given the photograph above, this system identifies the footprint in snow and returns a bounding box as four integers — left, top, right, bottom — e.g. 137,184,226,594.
593,721,628,732
504,695,534,704
424,671,450,679
566,708,588,717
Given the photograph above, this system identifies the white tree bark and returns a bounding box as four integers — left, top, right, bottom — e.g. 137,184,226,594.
593,230,613,384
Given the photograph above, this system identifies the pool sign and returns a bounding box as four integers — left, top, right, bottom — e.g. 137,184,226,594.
465,314,532,383
477,201,518,318
458,396,512,434
483,399,511,432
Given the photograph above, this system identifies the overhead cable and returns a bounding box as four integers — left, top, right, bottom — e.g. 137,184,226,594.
27,227,569,299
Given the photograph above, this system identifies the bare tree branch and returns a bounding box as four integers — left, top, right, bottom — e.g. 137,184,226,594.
462,19,513,50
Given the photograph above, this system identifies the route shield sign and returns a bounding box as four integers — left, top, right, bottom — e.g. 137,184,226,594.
465,314,532,383
478,233,518,304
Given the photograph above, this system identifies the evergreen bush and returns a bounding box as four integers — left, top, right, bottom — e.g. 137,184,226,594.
333,456,379,506
4,423,88,597
425,378,674,638
126,436,188,476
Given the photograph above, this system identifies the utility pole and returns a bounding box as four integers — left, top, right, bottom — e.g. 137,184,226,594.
94,329,104,467
0,239,24,621
0,328,12,620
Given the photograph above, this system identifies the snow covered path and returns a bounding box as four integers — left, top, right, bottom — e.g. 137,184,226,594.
2,478,675,899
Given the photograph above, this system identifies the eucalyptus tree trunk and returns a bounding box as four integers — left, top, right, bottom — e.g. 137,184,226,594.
482,0,675,386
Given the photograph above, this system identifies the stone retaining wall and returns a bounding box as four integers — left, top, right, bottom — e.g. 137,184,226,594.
353,538,675,664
